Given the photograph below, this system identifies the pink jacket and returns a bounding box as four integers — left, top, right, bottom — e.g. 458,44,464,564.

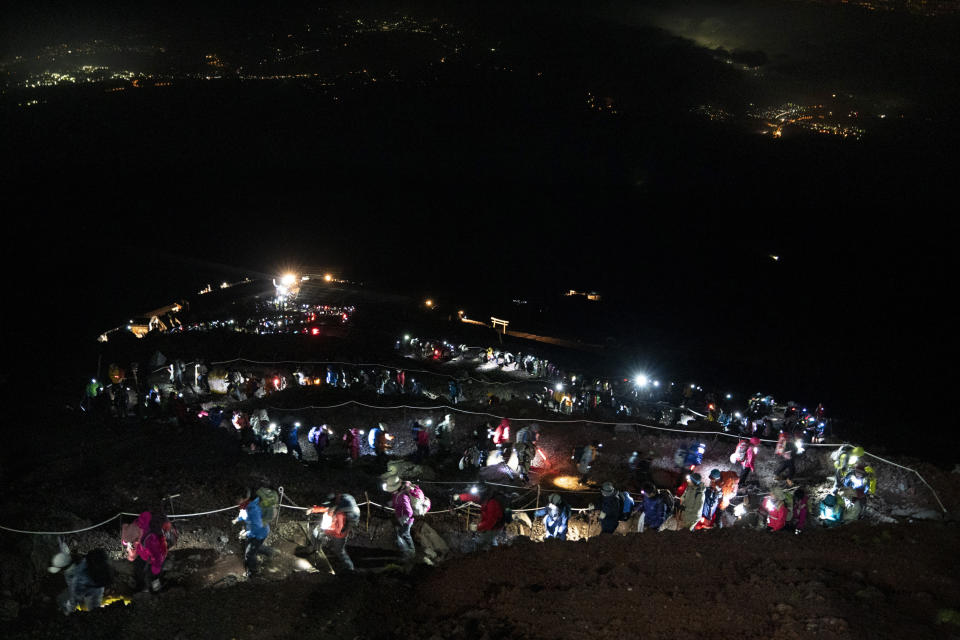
744,445,757,471
393,491,413,525
134,512,168,575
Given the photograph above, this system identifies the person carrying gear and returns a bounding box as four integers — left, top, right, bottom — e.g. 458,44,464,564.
732,437,761,486
306,493,360,572
793,488,809,533
55,547,113,615
818,493,843,528
598,482,634,534
664,474,705,531
384,476,429,559
514,424,541,446
764,488,789,532
234,488,272,578
577,441,600,486
454,489,508,549
374,424,393,470
533,493,571,540
637,483,671,532
130,511,169,592
436,414,455,455
831,445,864,487
308,424,330,460
284,422,303,460
492,418,511,447
694,469,723,530
343,427,361,462
843,466,876,496
412,420,431,462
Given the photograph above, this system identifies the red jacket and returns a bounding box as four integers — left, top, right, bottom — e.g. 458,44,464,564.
457,493,504,532
767,504,788,531
493,419,510,445
744,445,757,471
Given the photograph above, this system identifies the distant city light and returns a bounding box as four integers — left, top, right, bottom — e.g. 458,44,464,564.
324,273,333,282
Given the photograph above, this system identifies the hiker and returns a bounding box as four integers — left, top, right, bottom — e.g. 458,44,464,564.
130,511,169,592
454,489,508,549
233,487,275,578
385,476,431,559
843,466,876,496
284,421,303,460
491,418,511,448
774,435,797,481
598,482,633,534
307,493,360,572
375,424,393,469
343,427,362,462
576,441,600,485
514,424,541,446
638,482,671,532
664,473,705,531
307,424,331,460
732,437,760,486
793,488,809,534
818,493,843,528
436,414,455,455
412,420,430,461
694,469,723,530
55,548,113,615
533,493,571,540
515,442,535,482
831,445,864,487
764,488,789,532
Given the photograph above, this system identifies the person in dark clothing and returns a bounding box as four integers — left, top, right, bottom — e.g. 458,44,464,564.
308,425,330,460
638,483,671,532
533,494,571,540
284,422,303,460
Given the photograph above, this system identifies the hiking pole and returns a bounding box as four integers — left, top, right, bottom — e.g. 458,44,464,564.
365,491,371,535
276,487,285,529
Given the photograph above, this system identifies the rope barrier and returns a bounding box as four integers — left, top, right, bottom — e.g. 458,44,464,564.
0,513,125,536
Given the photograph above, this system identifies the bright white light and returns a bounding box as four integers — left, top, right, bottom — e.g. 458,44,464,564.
281,273,296,286
469,485,479,495
690,384,696,389
555,383,563,391
734,504,745,517
795,439,805,454
849,455,859,465
725,393,732,399
404,335,410,341
425,419,433,426
294,422,301,427
634,374,649,387
653,380,660,387
734,412,741,418
320,512,333,530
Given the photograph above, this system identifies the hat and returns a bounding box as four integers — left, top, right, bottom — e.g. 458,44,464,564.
689,473,702,485
749,437,761,445
48,552,72,574
601,482,616,496
548,493,562,506
709,469,721,480
382,475,402,493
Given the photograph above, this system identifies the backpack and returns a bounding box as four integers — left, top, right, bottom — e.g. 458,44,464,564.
336,494,361,525
617,491,635,521
256,488,280,522
407,484,431,517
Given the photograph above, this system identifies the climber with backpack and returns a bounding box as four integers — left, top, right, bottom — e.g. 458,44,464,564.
384,475,431,559
128,511,171,592
599,482,634,534
731,437,761,487
233,487,276,578
306,493,361,572
454,486,511,550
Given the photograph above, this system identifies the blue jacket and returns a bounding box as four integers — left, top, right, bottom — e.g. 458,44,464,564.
600,494,621,533
534,503,571,540
642,495,669,530
240,497,270,539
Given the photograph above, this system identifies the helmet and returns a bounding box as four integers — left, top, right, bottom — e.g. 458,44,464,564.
601,482,616,496
689,473,702,485
548,493,562,506
709,469,721,480
749,437,761,445
382,475,402,493
851,446,865,457
864,466,875,474
823,494,837,507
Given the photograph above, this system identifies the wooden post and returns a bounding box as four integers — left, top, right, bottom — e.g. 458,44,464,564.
365,491,371,534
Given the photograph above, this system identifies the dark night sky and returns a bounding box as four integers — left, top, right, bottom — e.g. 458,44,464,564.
2,0,958,451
